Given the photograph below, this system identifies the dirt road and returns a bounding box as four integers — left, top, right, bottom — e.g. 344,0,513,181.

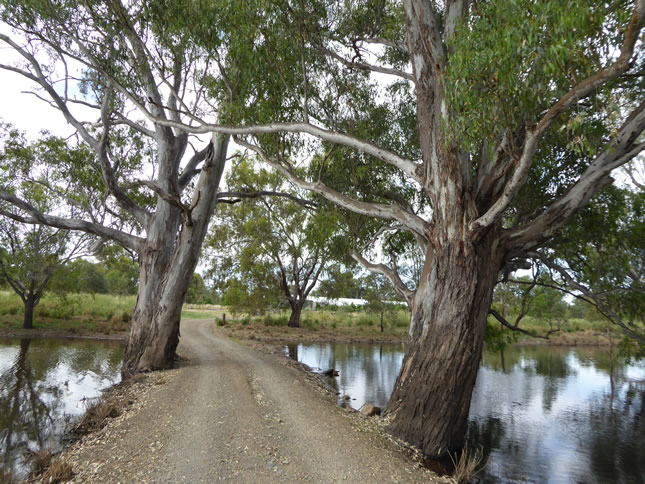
63,319,447,483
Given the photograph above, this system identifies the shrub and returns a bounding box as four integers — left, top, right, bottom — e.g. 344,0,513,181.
262,314,288,326
28,447,54,476
357,315,374,327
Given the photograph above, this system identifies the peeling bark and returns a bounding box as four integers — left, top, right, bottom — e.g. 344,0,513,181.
122,134,229,375
386,228,504,458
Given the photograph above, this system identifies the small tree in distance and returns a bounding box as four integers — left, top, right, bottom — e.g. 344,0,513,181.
363,273,401,333
208,160,343,327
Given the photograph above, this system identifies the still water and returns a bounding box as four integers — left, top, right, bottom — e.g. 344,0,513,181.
0,338,124,481
286,343,645,483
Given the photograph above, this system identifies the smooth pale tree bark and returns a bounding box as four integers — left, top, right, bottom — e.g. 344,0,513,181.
0,3,241,376
191,1,641,459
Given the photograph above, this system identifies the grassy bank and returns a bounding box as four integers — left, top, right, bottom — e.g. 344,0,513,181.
0,290,617,346
0,291,134,336
493,315,616,346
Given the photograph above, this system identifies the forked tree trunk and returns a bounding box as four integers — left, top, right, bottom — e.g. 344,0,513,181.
385,229,504,459
122,135,229,376
288,301,303,328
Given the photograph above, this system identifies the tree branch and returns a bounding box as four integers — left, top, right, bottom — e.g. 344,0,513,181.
114,104,422,184
321,46,414,81
178,144,210,190
350,249,414,305
352,37,408,54
471,5,645,231
489,309,554,340
0,191,144,252
509,103,645,252
236,138,428,237
216,191,316,209
528,252,645,345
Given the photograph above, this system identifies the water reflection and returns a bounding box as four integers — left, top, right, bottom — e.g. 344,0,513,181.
286,343,645,483
0,338,123,481
287,342,403,408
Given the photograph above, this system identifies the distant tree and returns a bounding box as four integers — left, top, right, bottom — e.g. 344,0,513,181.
0,217,85,328
208,160,343,327
316,264,364,300
95,245,139,296
185,273,211,305
363,274,400,333
0,131,88,327
529,283,569,335
218,268,282,317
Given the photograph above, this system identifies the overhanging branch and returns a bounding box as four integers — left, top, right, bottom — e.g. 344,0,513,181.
471,5,644,231
489,309,554,340
0,190,144,252
235,137,429,238
216,191,316,209
351,249,414,305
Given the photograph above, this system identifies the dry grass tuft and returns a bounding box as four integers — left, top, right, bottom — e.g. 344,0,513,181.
41,458,74,483
28,447,54,476
451,446,485,484
75,398,121,435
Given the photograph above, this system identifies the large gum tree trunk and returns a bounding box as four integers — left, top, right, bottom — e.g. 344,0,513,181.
122,135,229,375
385,229,504,459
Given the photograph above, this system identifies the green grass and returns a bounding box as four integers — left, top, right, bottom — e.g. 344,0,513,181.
504,315,607,335
208,305,412,338
0,290,135,334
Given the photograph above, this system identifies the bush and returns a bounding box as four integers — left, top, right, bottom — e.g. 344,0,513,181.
357,315,374,327
262,314,288,326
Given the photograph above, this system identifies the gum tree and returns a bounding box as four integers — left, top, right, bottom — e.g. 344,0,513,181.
208,159,341,327
150,0,642,458
0,1,252,374
0,129,89,328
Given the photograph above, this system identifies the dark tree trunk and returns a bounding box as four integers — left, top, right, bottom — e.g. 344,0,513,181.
23,296,35,329
385,229,504,459
288,302,303,328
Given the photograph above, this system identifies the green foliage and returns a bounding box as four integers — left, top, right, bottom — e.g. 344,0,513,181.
186,273,211,305
444,0,632,154
317,264,364,299
0,290,134,329
208,158,344,318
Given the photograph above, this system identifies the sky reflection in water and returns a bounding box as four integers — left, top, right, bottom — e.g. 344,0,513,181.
0,338,123,481
287,343,645,483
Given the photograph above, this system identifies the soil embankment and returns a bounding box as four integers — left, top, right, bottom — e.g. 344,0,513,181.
57,318,450,483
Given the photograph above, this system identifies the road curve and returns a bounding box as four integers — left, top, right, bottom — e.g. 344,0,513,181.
64,319,446,483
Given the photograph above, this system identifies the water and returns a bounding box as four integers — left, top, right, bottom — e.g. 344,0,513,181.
0,337,124,481
286,343,645,483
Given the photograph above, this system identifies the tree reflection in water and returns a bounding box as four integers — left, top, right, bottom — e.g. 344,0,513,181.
288,342,645,483
0,338,123,481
